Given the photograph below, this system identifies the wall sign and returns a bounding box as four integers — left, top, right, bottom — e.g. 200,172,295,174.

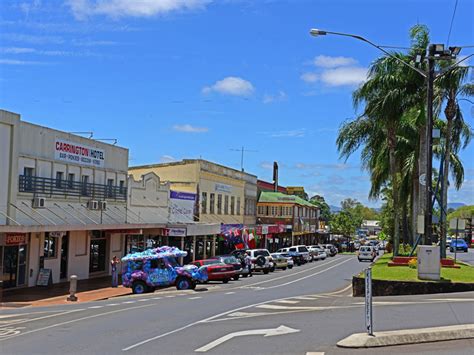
55,138,105,167
215,183,232,193
5,233,27,245
170,190,196,223
164,228,187,237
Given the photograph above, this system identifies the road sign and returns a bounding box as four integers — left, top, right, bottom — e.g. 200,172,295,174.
195,325,300,352
365,268,373,335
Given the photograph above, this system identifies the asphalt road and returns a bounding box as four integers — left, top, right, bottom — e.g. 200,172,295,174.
446,248,474,265
0,254,473,355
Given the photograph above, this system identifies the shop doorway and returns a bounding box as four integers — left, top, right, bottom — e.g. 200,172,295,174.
2,245,28,288
60,234,69,279
90,237,107,273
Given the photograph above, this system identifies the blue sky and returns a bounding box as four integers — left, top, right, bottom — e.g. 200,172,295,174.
1,0,473,208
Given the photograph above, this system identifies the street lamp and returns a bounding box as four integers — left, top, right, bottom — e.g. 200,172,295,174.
309,28,472,256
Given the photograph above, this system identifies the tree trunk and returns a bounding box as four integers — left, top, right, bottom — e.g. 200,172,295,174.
440,97,456,258
388,125,400,256
402,202,409,245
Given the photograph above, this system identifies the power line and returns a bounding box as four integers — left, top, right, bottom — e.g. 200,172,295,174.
446,0,459,47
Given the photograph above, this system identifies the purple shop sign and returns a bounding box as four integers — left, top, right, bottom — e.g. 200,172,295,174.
170,190,196,201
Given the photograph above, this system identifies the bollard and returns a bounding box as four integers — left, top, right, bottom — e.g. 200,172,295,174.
67,275,78,302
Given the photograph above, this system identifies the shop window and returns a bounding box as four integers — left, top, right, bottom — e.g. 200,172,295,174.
236,197,241,215
217,194,222,215
210,193,215,214
224,195,229,215
44,233,58,258
68,173,75,189
230,196,235,215
201,192,207,214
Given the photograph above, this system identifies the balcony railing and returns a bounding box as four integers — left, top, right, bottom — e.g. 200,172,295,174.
19,175,127,201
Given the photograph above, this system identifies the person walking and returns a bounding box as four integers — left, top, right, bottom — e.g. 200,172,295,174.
245,252,252,277
111,256,120,287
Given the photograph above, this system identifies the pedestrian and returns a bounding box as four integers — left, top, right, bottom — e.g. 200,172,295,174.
245,252,252,277
111,256,120,287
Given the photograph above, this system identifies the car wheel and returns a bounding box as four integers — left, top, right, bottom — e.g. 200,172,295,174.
288,265,293,269
132,281,147,294
282,267,287,270
223,279,229,284
270,266,276,272
263,268,270,274
176,276,193,290
242,274,248,278
233,275,240,281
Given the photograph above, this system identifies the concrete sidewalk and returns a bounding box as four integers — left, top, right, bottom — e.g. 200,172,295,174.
0,277,131,309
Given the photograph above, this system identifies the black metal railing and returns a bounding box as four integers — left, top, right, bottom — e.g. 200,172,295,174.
19,175,127,201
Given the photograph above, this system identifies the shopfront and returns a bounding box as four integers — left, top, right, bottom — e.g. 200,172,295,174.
89,230,107,274
1,233,29,289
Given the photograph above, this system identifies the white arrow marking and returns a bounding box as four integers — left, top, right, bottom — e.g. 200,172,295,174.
195,325,300,352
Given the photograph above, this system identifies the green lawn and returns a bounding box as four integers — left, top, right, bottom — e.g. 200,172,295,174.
360,253,474,283
340,252,356,255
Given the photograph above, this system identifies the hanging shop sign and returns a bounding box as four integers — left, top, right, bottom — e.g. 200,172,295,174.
5,233,27,245
55,138,105,168
164,228,187,237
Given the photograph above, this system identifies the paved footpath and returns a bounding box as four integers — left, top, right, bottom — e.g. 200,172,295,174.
0,254,472,355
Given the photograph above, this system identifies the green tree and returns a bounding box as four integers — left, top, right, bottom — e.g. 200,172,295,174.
310,195,331,222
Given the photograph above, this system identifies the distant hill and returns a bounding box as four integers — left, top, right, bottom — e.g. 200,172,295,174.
448,202,466,210
329,205,341,212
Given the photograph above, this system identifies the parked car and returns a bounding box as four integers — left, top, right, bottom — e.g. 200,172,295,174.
279,246,312,263
246,249,273,274
193,259,236,283
309,245,327,260
323,244,338,257
280,252,302,267
211,255,249,279
318,244,332,256
121,246,208,294
357,246,377,262
450,239,469,253
270,253,289,271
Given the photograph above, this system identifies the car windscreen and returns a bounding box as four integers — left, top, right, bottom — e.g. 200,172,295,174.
254,250,270,257
222,256,238,264
203,259,221,265
360,247,370,251
298,246,308,252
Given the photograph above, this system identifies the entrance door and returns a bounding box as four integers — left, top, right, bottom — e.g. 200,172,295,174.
3,246,18,288
60,234,69,279
89,238,107,273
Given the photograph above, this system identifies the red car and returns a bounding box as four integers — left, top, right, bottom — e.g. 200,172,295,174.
192,259,235,283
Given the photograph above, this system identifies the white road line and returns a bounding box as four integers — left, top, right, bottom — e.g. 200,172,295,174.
257,304,358,311
106,303,120,306
274,300,300,304
165,296,174,298
291,297,315,300
188,297,202,300
228,312,269,318
122,301,136,304
0,304,155,342
122,258,355,352
0,309,84,327
225,292,235,295
152,297,162,300
307,352,325,355
88,306,104,309
137,299,150,302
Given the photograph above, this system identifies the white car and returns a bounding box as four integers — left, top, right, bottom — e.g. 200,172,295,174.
247,249,272,274
357,246,377,262
309,245,327,260
279,245,312,263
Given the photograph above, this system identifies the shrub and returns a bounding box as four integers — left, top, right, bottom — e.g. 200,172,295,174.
408,258,417,269
386,242,393,253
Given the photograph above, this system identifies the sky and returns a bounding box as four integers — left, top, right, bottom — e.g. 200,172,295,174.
1,0,473,208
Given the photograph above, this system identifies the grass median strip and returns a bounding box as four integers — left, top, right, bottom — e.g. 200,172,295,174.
362,253,474,283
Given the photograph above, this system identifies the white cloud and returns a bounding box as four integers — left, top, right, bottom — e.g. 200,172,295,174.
0,59,45,65
263,91,287,104
1,47,35,54
0,47,73,56
313,55,357,68
160,155,178,163
259,161,273,170
67,0,212,20
261,129,306,138
320,67,367,86
173,124,209,133
202,76,254,96
300,72,318,83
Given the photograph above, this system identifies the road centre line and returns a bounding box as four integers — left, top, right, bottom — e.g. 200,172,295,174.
88,306,104,309
0,303,156,342
0,309,84,328
274,300,300,304
122,257,354,352
189,297,202,300
234,257,345,289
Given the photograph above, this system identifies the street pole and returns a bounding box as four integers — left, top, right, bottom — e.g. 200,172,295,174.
423,44,435,245
454,218,458,264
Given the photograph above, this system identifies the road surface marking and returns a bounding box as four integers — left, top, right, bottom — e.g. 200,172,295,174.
152,297,162,300
195,325,300,352
88,306,104,309
165,295,174,298
0,304,155,342
228,312,269,318
306,352,325,355
122,301,136,304
176,294,186,296
189,297,202,300
106,303,120,306
0,320,26,325
122,259,355,351
138,299,150,302
225,292,235,295
0,327,26,338
292,297,315,300
0,309,83,327
274,300,300,304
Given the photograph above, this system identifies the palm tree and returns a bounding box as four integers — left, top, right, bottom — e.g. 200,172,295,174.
435,65,473,256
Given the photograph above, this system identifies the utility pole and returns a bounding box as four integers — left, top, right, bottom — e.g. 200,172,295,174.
229,147,258,172
423,44,435,245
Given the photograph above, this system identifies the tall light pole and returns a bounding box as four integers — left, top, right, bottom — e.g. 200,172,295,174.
309,28,471,254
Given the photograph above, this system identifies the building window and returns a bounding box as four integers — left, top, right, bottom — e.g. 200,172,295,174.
68,173,75,189
119,180,125,194
210,193,215,214
24,167,34,191
271,206,277,216
55,171,64,188
224,195,229,215
236,197,241,215
230,196,235,215
201,192,207,214
265,206,269,216
217,194,222,215
44,233,58,258
278,206,282,216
